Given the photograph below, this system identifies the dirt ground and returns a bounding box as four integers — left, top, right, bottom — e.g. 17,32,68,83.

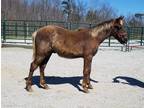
1,47,144,108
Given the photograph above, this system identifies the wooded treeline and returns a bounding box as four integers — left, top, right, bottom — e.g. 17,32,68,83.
1,0,144,26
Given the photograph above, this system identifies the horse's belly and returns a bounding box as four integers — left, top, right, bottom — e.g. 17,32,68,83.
53,45,83,58
52,35,84,58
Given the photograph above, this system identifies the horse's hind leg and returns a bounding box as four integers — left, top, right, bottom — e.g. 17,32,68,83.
26,56,44,92
39,53,52,89
26,61,38,92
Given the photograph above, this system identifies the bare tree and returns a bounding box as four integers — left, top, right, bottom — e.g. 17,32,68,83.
126,14,144,27
86,9,97,23
1,0,64,20
85,3,117,24
70,0,86,22
3,0,144,27
61,0,86,22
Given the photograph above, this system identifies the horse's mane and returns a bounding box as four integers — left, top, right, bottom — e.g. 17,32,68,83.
92,19,114,29
90,19,114,37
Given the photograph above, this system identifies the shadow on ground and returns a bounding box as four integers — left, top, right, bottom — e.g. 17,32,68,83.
25,75,144,92
25,76,98,92
113,76,144,88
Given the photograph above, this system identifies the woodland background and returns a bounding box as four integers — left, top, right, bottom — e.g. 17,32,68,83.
1,0,144,26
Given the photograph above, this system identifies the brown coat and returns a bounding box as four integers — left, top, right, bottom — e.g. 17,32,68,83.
26,16,127,93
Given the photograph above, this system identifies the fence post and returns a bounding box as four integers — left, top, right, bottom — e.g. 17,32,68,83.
141,27,144,46
2,21,6,42
46,21,48,26
69,22,72,30
108,37,111,47
65,22,68,29
89,23,92,29
24,21,27,43
26,23,29,37
15,22,17,38
127,27,130,51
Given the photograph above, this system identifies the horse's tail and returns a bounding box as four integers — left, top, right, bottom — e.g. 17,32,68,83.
32,31,37,60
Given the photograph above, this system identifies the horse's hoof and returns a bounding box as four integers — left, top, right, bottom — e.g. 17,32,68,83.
25,85,33,92
83,87,89,93
40,83,49,90
88,84,93,89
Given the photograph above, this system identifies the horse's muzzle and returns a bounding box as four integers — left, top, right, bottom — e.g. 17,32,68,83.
120,32,128,44
124,37,128,44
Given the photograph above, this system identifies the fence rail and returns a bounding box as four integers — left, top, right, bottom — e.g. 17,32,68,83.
1,20,144,48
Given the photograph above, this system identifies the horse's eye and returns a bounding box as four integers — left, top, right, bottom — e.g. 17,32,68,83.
119,27,122,29
115,26,122,31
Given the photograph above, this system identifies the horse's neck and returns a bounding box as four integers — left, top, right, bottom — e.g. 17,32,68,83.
91,22,113,44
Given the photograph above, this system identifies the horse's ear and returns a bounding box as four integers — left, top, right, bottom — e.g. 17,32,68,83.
115,16,124,25
119,16,124,20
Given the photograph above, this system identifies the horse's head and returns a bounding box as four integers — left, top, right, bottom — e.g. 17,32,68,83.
111,16,128,44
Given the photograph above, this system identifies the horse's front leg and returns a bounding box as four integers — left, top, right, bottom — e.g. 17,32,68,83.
82,55,93,93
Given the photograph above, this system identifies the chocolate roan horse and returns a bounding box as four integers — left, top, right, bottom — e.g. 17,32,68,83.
26,16,127,93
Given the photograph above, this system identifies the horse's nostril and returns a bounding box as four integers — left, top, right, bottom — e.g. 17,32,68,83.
122,32,127,37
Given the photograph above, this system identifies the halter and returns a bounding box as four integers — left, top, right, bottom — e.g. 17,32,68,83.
116,31,127,38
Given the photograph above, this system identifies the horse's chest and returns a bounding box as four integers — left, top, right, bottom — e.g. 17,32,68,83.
85,40,98,56
92,48,98,56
